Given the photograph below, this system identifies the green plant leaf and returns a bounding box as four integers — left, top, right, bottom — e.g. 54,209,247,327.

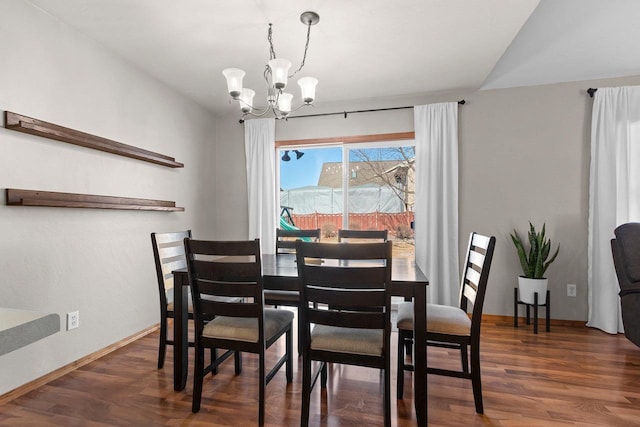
512,222,560,279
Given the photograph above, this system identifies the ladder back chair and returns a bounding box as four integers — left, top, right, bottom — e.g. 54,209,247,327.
184,238,293,425
151,230,192,369
269,228,321,354
396,231,496,414
296,240,393,427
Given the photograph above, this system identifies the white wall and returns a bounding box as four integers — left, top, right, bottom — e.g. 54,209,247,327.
0,1,216,394
213,76,640,322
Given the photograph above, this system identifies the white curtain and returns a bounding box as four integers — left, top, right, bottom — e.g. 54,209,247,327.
244,118,277,254
588,86,640,333
414,103,459,306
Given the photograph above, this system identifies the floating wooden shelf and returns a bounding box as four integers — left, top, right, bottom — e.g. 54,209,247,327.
6,189,184,212
4,111,184,168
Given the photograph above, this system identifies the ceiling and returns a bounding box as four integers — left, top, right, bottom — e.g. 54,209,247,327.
24,0,640,114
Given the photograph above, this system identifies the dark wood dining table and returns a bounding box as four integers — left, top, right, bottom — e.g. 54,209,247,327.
172,253,428,425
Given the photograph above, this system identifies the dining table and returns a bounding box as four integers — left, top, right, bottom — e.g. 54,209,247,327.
172,253,428,425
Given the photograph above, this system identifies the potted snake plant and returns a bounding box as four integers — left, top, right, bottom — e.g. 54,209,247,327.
511,222,560,304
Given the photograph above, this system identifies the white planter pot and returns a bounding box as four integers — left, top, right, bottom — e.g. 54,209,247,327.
517,277,548,305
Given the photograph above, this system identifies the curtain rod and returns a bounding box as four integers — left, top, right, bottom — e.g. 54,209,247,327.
587,88,598,97
239,100,465,123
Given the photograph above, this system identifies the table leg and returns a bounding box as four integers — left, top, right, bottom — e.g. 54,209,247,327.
413,285,427,426
173,273,189,391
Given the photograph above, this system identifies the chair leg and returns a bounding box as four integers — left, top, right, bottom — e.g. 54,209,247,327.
320,362,328,388
405,337,412,356
286,328,293,383
191,346,205,413
397,329,407,399
235,351,242,375
157,315,167,369
384,364,391,427
258,352,266,426
461,344,469,373
301,353,312,427
470,344,484,414
211,348,218,375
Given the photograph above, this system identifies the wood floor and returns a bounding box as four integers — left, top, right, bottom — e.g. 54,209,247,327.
2,316,640,426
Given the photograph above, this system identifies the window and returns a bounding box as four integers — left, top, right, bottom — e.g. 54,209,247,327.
278,135,415,259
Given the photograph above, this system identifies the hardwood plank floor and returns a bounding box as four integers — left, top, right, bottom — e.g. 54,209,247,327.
2,315,640,426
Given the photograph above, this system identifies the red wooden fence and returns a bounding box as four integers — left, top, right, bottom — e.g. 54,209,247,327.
291,212,414,238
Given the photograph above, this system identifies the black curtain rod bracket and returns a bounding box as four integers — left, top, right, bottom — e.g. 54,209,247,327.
587,88,598,98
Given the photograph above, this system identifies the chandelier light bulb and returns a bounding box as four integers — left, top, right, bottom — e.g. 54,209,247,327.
239,88,255,113
222,68,245,99
268,58,292,89
297,77,318,104
277,93,294,115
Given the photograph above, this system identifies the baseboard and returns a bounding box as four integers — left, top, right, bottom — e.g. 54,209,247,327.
0,324,159,406
482,313,587,328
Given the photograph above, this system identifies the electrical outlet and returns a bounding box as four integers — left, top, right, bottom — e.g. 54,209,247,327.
67,311,80,330
567,284,577,297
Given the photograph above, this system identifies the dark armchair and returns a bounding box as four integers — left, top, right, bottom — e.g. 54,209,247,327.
611,222,640,347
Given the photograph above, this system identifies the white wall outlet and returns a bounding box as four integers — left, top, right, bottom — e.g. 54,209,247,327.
567,284,577,297
67,311,80,330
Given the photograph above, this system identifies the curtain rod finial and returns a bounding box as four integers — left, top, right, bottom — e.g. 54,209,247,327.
587,88,598,98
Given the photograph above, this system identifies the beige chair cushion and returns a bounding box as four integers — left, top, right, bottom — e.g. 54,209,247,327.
396,302,471,336
202,308,293,343
310,325,383,357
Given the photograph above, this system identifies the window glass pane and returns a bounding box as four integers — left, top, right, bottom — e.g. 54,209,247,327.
278,143,415,260
279,146,343,240
347,145,415,259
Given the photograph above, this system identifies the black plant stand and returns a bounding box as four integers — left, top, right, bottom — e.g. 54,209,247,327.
514,288,550,334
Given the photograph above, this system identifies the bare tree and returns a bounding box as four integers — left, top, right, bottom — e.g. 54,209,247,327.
349,146,415,211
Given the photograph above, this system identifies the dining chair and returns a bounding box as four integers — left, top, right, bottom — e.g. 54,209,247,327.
337,229,388,242
150,230,192,369
295,240,393,427
151,230,240,370
396,231,496,414
184,238,294,425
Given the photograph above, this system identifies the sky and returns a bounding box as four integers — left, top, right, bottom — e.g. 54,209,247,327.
279,145,414,190
279,146,342,189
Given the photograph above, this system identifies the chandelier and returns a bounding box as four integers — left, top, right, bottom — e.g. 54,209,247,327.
222,11,320,122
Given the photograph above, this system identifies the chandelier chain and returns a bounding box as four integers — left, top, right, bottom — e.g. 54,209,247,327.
289,22,311,78
268,23,276,60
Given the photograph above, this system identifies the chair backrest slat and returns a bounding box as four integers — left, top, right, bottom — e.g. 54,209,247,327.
200,299,260,318
192,259,260,282
303,265,388,289
338,229,388,242
276,228,320,254
308,307,387,329
306,286,386,307
195,279,258,298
